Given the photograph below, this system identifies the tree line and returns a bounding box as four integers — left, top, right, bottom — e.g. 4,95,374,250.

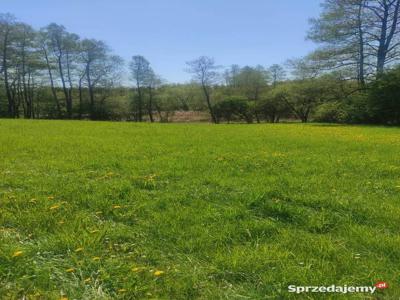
1,0,400,124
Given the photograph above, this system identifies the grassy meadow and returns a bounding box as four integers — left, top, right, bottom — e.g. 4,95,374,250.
0,120,399,299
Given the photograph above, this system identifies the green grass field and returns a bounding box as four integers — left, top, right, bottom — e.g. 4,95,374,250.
0,120,399,299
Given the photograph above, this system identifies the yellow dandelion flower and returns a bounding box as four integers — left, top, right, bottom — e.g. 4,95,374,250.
154,270,164,276
272,152,286,157
12,250,23,258
84,278,91,283
118,289,127,293
49,204,60,210
131,266,145,272
66,268,75,273
92,256,101,261
113,205,121,209
75,247,84,253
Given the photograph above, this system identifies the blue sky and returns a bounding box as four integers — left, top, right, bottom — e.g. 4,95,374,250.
2,0,322,83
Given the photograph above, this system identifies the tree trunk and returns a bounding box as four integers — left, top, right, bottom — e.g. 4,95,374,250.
376,0,400,74
86,64,95,120
375,0,390,74
78,76,83,119
155,103,163,122
136,81,143,122
65,51,73,118
28,70,34,118
148,86,154,122
21,41,31,118
357,0,366,87
2,29,14,118
57,54,69,118
202,83,217,123
42,46,61,117
15,78,22,118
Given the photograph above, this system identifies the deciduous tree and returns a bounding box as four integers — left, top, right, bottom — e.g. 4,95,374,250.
186,56,220,123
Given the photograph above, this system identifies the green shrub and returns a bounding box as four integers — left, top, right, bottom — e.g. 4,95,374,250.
368,67,400,125
257,90,291,123
313,102,347,123
213,97,253,123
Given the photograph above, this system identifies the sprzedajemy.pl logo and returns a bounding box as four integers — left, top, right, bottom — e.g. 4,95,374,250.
288,282,388,294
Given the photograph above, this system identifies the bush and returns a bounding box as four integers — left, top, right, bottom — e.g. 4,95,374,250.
213,97,253,123
313,102,347,123
368,67,400,125
341,92,372,124
257,90,291,123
